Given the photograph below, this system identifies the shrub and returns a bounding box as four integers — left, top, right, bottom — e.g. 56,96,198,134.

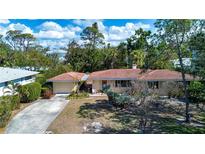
1,95,21,110
41,87,53,99
162,81,184,98
0,98,12,128
35,74,46,85
19,82,41,103
188,81,205,104
68,92,89,100
103,87,132,108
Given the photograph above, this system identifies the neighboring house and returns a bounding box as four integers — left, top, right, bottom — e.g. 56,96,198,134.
48,72,86,94
171,58,192,68
88,68,195,95
0,67,39,96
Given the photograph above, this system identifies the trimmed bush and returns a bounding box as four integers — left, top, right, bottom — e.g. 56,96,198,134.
19,82,41,103
68,92,89,100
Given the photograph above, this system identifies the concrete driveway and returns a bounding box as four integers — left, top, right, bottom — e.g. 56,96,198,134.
5,94,68,134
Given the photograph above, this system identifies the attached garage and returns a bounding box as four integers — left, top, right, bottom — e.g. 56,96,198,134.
53,82,76,94
48,72,85,94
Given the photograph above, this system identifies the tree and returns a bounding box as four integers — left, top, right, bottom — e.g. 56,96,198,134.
188,81,205,108
126,28,151,68
0,35,13,66
144,40,177,69
5,30,36,51
64,40,87,71
131,50,145,68
189,32,205,79
154,19,192,122
5,30,22,50
80,22,104,50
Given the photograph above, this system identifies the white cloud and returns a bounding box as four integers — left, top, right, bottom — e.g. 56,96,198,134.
0,23,33,36
106,22,151,45
7,23,33,34
0,20,152,50
40,21,63,31
73,20,151,46
35,21,79,39
0,19,10,24
38,39,69,49
35,30,64,39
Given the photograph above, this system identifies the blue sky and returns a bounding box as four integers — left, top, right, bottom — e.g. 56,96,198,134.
0,19,156,52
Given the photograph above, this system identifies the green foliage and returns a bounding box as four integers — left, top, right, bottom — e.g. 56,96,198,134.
131,50,145,68
0,100,12,128
80,22,104,49
19,82,41,103
188,81,205,104
189,32,205,79
103,87,132,108
44,64,72,79
1,95,21,111
35,74,47,85
68,92,89,100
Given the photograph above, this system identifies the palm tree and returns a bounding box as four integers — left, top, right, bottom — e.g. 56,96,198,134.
3,81,20,96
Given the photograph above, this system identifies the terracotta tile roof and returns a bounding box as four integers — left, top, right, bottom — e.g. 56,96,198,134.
48,72,85,82
138,69,194,81
89,69,143,80
89,69,195,81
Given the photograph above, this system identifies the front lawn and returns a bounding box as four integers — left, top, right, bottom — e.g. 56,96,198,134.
47,96,205,134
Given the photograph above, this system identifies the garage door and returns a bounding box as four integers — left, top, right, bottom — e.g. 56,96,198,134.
53,82,75,94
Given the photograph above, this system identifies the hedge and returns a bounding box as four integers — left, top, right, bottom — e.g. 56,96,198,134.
19,82,41,103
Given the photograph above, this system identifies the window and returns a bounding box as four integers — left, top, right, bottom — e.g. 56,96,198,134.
115,80,131,87
25,76,32,80
13,78,22,83
0,82,5,88
5,82,9,86
148,81,159,89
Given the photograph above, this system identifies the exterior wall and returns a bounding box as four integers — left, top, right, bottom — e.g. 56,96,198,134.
92,80,131,93
92,80,102,93
53,82,76,94
0,75,36,96
91,79,183,96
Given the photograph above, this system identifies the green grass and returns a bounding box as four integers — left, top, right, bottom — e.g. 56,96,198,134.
67,92,89,100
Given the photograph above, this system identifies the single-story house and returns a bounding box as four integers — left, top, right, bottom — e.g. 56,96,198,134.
48,68,195,96
48,72,87,94
0,67,39,96
88,69,195,95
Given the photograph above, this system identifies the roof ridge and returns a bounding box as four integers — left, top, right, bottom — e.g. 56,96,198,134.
139,69,158,79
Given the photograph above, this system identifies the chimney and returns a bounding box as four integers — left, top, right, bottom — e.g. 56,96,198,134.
132,64,137,69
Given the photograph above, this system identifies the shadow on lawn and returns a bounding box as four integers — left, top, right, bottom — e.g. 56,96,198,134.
77,99,205,134
77,99,114,119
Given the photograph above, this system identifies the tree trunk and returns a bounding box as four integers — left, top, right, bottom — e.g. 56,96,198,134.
177,49,190,123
